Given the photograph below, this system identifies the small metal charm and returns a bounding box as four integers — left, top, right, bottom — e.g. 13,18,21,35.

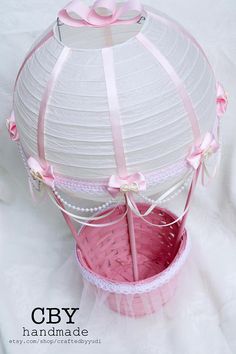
137,16,146,24
56,17,64,42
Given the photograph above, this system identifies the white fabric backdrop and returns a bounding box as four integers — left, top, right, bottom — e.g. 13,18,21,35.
0,0,236,353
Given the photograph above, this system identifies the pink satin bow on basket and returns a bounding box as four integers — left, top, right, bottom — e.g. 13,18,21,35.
27,157,55,188
108,172,146,197
187,132,220,185
58,0,143,28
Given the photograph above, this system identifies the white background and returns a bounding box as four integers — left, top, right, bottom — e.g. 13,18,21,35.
0,1,236,353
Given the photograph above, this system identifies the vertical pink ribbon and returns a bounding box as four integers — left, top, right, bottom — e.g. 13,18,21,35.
37,47,70,163
102,47,127,178
137,33,201,142
14,31,53,91
102,46,139,281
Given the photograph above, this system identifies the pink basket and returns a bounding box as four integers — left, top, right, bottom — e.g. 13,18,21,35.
76,204,189,317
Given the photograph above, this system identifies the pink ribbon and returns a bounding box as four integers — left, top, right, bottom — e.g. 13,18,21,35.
27,157,55,188
6,112,19,141
58,0,143,28
216,82,228,117
187,132,219,170
187,132,220,185
108,172,146,197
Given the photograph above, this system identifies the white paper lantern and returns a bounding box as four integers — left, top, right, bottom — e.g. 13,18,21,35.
11,1,220,203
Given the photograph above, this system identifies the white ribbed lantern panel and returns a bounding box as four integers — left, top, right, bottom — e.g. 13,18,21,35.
14,6,216,200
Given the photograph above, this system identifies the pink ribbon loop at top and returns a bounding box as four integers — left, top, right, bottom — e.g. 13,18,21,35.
6,111,19,141
216,82,228,117
58,0,143,28
27,157,55,188
108,172,146,197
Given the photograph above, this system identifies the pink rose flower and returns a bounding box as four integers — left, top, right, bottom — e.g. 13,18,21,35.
216,82,228,117
6,112,19,141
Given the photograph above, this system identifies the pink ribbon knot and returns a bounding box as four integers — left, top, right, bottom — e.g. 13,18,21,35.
6,111,19,141
27,157,55,188
187,132,219,171
108,172,146,197
58,0,143,28
216,82,228,117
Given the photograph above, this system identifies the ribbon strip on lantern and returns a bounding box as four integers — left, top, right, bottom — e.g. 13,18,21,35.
187,132,219,185
27,157,55,188
6,111,19,141
58,0,143,28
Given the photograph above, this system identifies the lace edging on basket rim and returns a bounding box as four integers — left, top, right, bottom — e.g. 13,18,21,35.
75,235,191,295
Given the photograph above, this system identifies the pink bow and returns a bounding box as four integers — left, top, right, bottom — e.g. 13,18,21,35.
216,82,228,117
187,132,219,170
6,112,19,141
58,0,143,28
27,157,55,188
108,172,146,197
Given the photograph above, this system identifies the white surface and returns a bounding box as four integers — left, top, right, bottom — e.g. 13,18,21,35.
0,1,236,354
14,5,216,185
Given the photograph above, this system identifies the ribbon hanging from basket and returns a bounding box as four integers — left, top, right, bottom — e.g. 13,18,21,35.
187,132,219,185
58,0,144,28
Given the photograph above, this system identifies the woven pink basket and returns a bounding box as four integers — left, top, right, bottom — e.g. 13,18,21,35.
76,204,189,317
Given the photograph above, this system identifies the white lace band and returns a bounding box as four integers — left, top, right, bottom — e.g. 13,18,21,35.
75,235,190,295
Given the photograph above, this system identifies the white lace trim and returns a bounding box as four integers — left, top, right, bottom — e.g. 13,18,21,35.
75,235,191,295
55,160,189,195
18,142,191,196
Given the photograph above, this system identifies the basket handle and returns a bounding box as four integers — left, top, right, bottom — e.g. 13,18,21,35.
57,0,144,28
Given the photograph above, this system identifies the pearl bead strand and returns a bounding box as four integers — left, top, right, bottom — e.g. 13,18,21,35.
18,142,192,210
52,186,116,213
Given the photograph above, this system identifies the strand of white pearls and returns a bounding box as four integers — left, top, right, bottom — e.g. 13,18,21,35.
18,142,192,210
52,174,191,213
18,143,118,212
52,186,117,213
